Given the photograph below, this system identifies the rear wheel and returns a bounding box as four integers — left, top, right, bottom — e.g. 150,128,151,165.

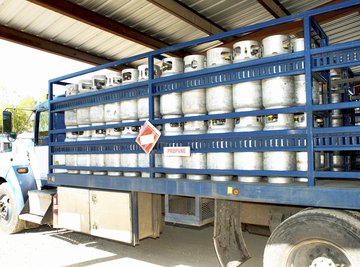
0,183,24,234
263,208,360,267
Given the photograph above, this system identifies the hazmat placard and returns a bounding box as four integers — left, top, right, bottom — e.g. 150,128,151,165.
136,120,161,154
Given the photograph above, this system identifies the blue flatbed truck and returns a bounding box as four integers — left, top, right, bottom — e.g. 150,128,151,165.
2,1,360,266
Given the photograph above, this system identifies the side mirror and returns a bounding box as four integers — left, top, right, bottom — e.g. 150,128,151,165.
8,132,17,142
2,110,12,134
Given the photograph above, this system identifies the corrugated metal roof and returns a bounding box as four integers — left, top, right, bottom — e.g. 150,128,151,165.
280,0,332,14
69,0,211,47
0,0,359,68
179,0,274,30
0,0,152,64
321,12,360,44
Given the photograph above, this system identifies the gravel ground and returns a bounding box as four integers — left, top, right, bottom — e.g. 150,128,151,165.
0,224,267,267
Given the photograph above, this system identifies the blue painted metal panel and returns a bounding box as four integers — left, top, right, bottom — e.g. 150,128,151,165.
5,165,37,215
48,174,360,210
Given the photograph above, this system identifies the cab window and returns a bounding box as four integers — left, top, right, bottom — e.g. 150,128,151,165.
3,142,12,152
0,142,12,153
36,111,49,145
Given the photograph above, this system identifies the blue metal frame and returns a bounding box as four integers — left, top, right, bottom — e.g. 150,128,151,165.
47,0,360,210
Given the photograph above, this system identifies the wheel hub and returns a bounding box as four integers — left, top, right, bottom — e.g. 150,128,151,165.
288,240,352,267
309,256,336,267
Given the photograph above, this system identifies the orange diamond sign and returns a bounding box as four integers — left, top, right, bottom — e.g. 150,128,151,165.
136,120,161,154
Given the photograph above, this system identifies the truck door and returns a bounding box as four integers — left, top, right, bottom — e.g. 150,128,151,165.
0,139,13,178
32,109,49,184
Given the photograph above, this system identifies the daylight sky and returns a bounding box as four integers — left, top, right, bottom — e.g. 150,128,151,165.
0,39,94,103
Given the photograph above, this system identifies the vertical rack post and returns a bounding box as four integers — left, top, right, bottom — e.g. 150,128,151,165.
304,16,315,186
48,81,54,175
148,55,155,178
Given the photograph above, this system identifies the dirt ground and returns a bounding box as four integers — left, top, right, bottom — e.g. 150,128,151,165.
0,224,267,267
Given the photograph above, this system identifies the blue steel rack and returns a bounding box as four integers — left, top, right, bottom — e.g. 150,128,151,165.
48,0,360,210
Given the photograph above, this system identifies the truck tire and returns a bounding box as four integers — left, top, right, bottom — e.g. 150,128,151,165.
263,208,360,267
0,183,24,234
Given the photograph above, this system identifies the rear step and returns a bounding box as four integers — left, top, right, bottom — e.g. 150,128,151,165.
19,189,56,225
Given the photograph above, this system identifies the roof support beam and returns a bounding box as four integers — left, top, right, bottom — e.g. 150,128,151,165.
147,0,225,35
28,0,181,54
0,25,112,67
257,0,290,18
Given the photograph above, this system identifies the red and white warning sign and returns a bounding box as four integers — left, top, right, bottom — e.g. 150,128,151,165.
136,120,161,154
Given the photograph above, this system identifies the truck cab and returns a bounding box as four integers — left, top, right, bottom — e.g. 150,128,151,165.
0,102,59,234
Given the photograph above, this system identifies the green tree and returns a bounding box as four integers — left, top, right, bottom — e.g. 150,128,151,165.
12,96,36,133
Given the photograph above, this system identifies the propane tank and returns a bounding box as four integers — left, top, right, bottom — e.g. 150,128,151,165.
138,153,162,178
262,76,294,108
295,151,321,182
182,89,206,115
161,57,184,77
233,80,262,111
78,79,94,94
160,58,183,116
233,40,261,63
122,68,139,85
105,126,122,176
332,151,344,171
294,75,320,106
106,72,122,88
183,117,207,135
160,92,182,116
104,101,121,124
263,151,296,183
331,92,343,127
162,114,185,179
77,126,92,175
90,104,105,124
76,108,91,125
65,109,77,127
207,116,234,181
206,47,232,68
65,128,78,174
138,64,161,81
183,119,207,180
76,80,93,125
234,115,263,183
262,35,291,57
120,99,138,120
294,113,307,129
121,120,140,177
263,113,295,183
234,116,263,132
65,83,79,97
234,152,263,183
162,115,183,136
184,55,206,72
182,58,206,116
183,151,207,181
92,75,107,90
264,114,294,131
292,37,319,106
137,64,161,120
90,125,107,175
162,149,185,179
120,69,139,120
292,37,305,52
64,84,78,127
206,85,233,114
138,96,160,121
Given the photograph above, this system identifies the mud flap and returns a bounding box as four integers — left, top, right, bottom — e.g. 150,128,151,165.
213,199,250,267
